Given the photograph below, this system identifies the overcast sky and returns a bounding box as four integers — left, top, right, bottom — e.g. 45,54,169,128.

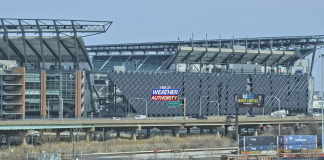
1,0,324,90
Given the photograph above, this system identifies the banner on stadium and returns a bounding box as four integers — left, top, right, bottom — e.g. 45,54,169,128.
151,89,179,101
234,94,265,108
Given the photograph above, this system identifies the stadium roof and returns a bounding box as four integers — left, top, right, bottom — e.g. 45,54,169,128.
0,36,89,62
175,46,296,65
0,18,113,70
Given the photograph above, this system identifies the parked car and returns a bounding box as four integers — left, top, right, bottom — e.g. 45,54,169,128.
134,115,147,119
247,115,255,117
173,116,183,120
312,112,322,116
111,117,120,121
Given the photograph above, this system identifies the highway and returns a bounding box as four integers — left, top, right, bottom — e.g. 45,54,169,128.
0,115,319,131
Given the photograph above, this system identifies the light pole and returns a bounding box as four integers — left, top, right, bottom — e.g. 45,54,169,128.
26,136,29,160
319,53,324,153
210,101,220,116
129,98,148,117
199,96,208,116
266,96,281,111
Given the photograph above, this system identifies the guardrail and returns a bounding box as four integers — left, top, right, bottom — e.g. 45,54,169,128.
0,115,320,124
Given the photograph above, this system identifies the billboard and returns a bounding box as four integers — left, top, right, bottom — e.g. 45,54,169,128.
234,94,265,108
151,89,179,101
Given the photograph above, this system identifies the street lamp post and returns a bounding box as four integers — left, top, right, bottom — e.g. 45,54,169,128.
26,136,29,160
319,53,324,153
129,98,148,117
210,101,220,116
199,96,208,116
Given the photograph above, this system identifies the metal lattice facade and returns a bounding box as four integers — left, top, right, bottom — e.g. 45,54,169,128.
108,72,313,116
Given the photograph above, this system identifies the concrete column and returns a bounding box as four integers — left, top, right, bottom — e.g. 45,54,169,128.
200,128,204,135
6,135,10,147
74,70,82,118
56,131,60,141
85,131,90,142
209,129,213,134
22,137,27,145
216,128,221,137
131,131,137,141
254,128,258,136
69,130,73,141
93,132,97,141
172,130,179,138
40,70,47,119
116,131,120,138
224,125,229,136
103,129,107,141
146,129,150,138
187,127,190,134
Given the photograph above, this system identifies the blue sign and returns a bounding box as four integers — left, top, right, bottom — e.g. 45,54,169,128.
151,89,179,95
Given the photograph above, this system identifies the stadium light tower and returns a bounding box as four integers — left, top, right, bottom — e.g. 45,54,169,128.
319,53,324,153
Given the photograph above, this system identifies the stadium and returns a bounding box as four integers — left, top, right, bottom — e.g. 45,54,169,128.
0,18,321,119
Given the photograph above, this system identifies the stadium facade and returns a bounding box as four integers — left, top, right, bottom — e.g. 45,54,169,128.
0,18,321,119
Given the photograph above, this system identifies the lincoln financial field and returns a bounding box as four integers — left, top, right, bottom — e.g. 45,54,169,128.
0,18,319,118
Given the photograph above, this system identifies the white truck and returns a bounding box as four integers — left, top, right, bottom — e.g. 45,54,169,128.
270,110,288,118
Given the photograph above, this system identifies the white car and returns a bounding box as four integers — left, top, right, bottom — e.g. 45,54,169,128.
111,117,120,121
134,115,147,120
173,116,183,120
312,112,322,116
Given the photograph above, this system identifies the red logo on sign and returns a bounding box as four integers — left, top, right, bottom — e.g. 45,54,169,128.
151,95,178,101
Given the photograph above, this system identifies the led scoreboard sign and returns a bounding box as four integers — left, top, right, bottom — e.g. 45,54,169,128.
151,89,179,101
234,94,265,108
